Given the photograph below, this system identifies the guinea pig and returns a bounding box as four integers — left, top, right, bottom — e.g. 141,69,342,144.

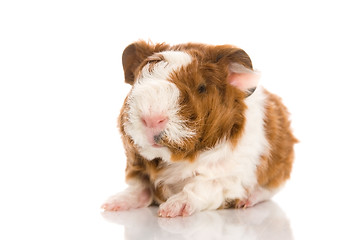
102,40,297,218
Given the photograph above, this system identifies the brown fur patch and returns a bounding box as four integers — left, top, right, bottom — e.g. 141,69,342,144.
256,90,298,189
122,41,170,85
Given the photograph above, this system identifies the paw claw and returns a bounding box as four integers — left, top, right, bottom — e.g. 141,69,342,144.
234,198,253,209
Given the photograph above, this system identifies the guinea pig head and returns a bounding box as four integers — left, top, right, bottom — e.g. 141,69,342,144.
121,41,260,162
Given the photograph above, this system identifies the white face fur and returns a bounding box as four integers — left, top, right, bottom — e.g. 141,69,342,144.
123,51,195,161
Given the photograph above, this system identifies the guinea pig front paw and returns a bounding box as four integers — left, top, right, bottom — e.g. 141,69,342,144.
101,200,128,211
101,187,152,211
158,196,196,218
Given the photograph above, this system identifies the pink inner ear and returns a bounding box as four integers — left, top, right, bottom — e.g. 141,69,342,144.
228,72,260,91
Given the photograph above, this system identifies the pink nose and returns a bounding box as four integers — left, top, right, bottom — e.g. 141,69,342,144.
141,115,168,129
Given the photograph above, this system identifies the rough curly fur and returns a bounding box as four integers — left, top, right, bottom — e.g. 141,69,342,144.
102,40,297,217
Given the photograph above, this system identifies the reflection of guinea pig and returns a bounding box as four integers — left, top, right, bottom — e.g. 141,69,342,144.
102,202,293,240
102,41,297,218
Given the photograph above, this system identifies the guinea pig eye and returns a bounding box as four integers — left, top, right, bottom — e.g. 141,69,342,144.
197,84,207,94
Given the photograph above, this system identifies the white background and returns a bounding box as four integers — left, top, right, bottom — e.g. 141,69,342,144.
1,0,360,239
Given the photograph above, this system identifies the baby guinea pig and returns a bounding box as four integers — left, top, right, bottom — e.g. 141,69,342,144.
102,41,297,218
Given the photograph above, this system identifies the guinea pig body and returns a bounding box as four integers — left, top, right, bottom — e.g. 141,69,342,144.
102,41,297,217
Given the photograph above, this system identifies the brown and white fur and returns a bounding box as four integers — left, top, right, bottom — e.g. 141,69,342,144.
102,41,297,218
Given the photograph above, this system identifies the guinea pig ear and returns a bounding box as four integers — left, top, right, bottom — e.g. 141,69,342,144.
216,47,260,97
227,63,261,97
122,40,169,85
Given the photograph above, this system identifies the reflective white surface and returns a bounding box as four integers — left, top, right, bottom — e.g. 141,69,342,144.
1,0,361,240
102,202,293,240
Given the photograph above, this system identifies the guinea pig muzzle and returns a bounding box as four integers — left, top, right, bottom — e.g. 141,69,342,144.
153,133,164,148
